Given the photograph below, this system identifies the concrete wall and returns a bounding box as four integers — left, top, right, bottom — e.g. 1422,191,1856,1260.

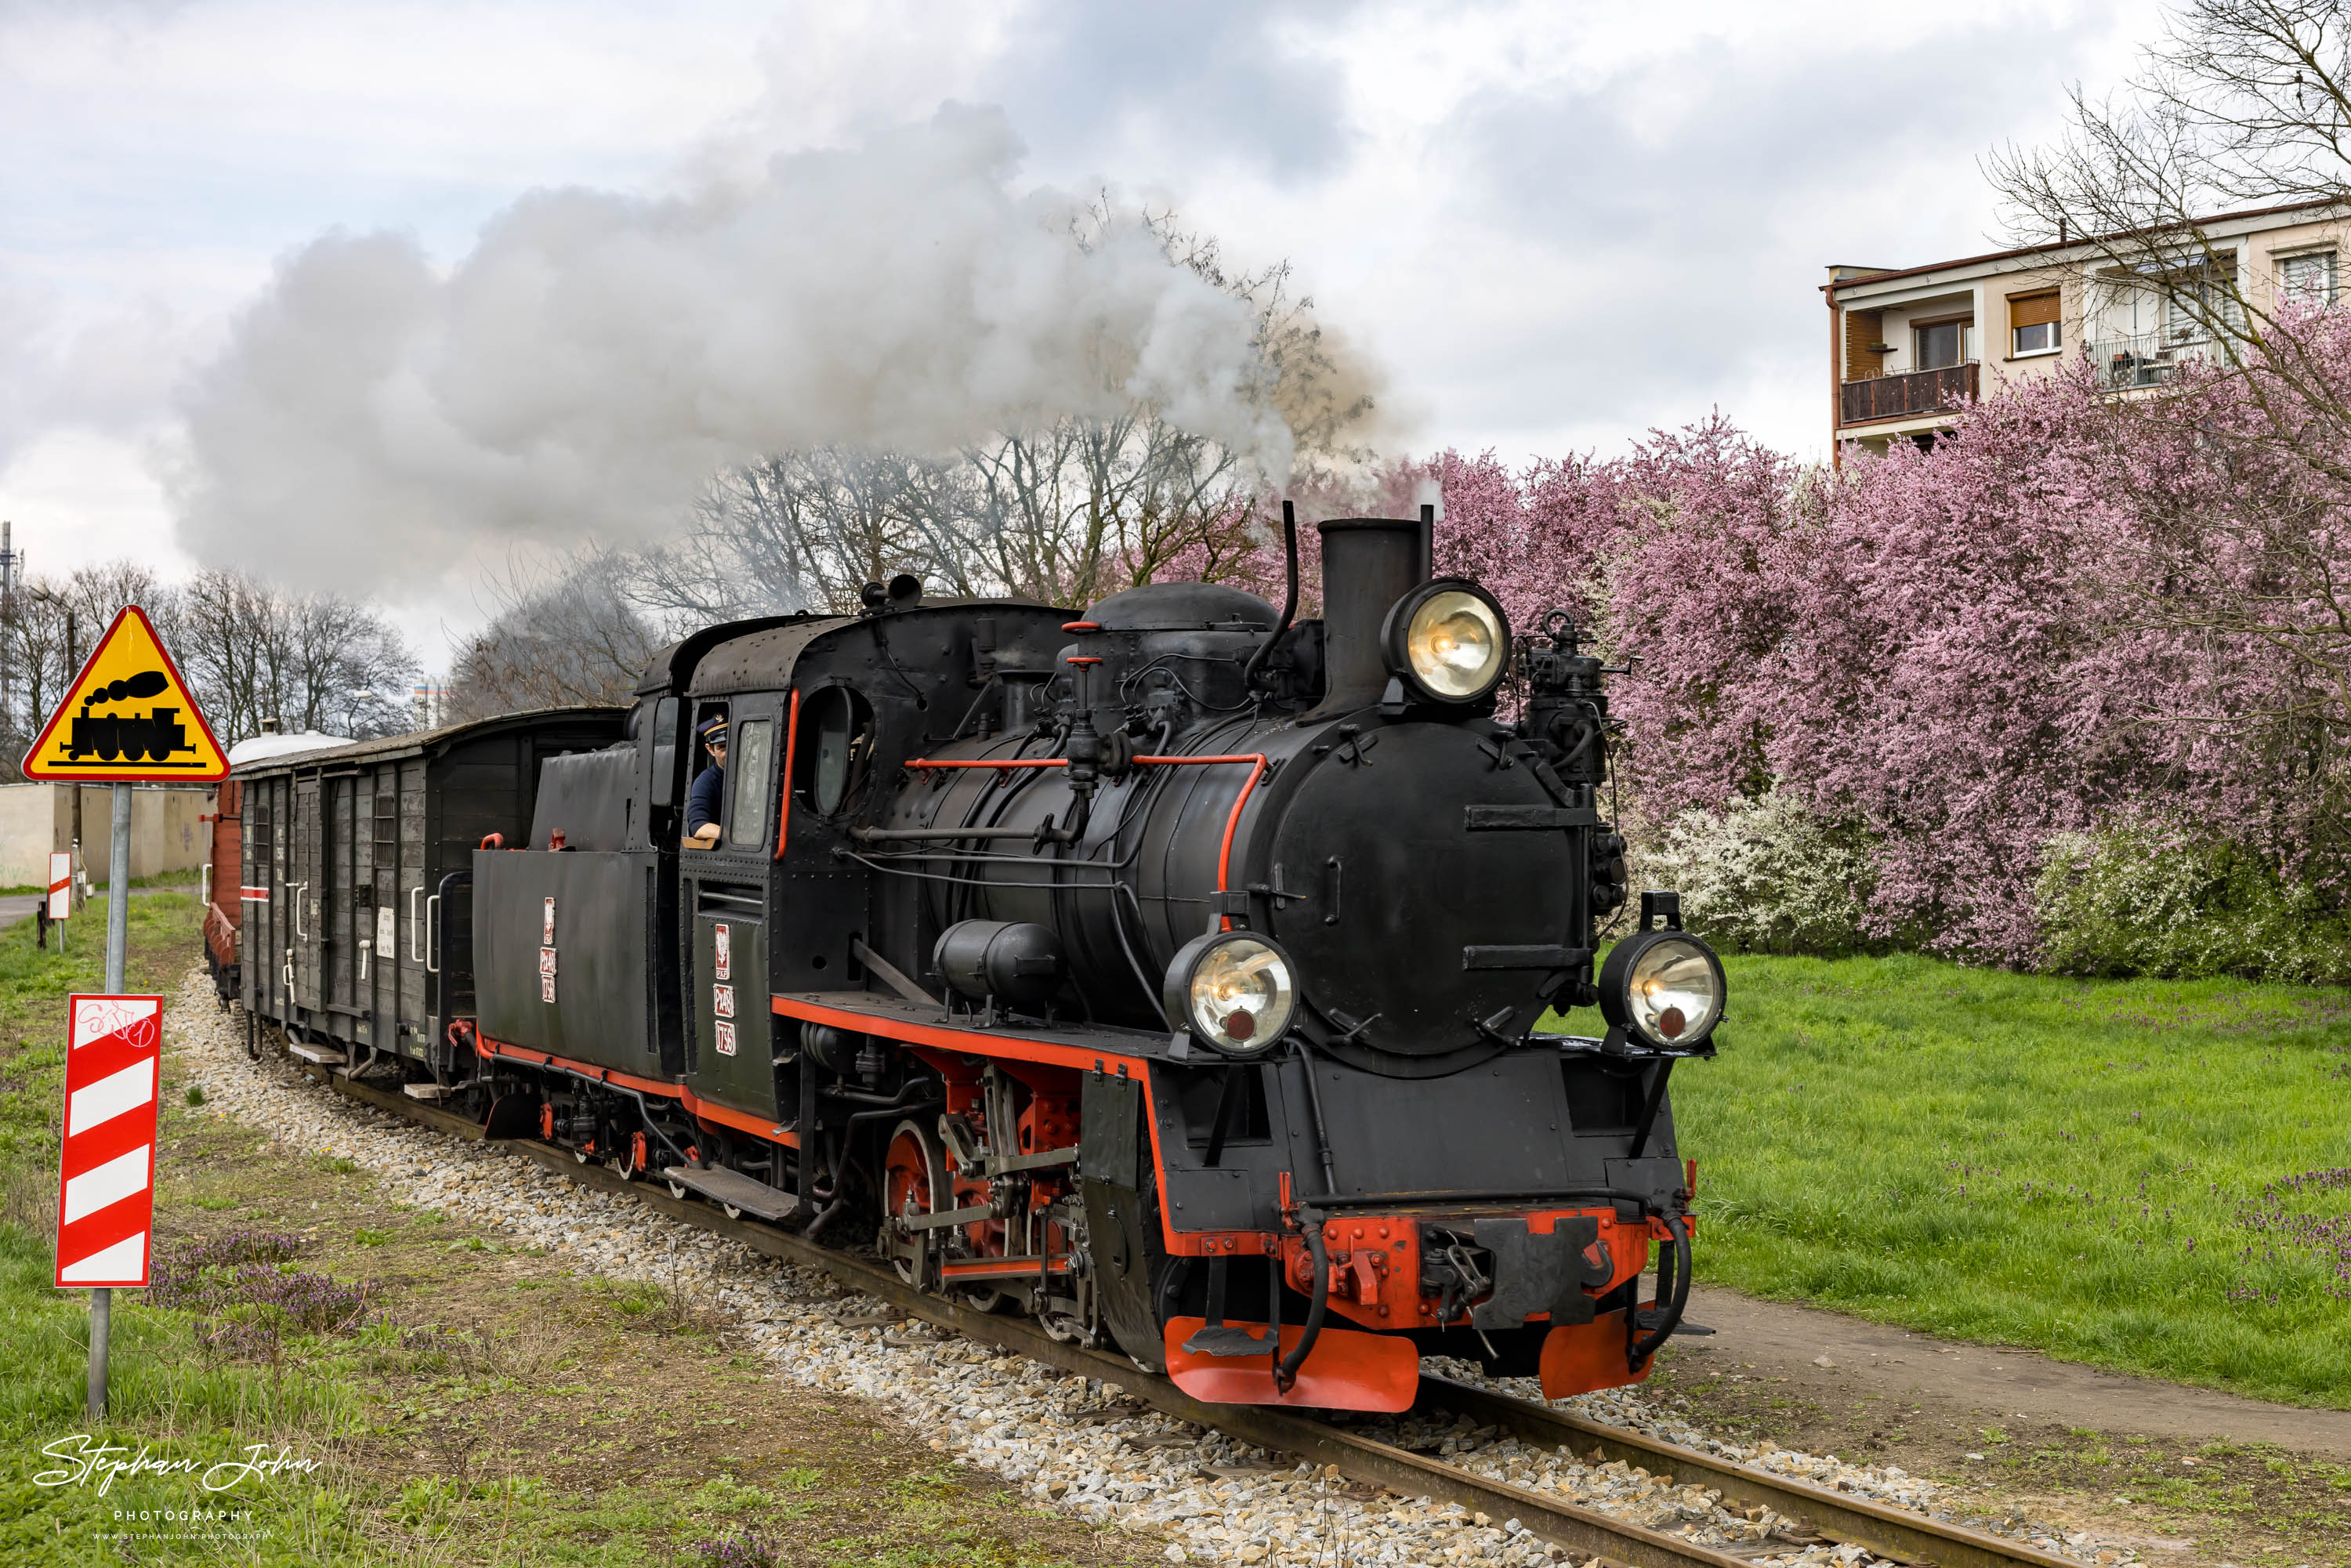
0,783,213,887
0,787,49,889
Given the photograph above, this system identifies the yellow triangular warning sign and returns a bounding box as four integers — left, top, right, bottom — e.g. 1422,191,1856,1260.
23,605,229,781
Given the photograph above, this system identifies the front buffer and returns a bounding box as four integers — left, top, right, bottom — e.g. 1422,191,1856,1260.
1080,1034,1699,1414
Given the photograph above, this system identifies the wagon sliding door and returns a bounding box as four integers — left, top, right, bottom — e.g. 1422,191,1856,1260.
399,761,430,1060
291,777,323,1015
328,773,357,1040
365,773,399,1057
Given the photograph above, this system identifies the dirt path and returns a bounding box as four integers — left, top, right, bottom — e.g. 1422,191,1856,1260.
1673,1285,2351,1459
1639,1287,2351,1564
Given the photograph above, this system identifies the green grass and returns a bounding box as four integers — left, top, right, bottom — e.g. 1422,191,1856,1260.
0,896,1147,1568
1665,951,2351,1407
0,870,201,896
0,894,385,1566
0,893,200,1187
0,1225,381,1566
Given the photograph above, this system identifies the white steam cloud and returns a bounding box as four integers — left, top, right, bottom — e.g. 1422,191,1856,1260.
172,108,1293,595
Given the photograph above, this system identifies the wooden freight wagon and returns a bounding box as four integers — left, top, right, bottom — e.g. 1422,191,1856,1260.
228,708,625,1079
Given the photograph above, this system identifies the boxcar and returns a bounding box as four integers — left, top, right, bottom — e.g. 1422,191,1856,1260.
229,708,625,1077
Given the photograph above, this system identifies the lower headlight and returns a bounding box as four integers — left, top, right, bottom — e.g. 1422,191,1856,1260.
1165,932,1298,1057
1598,929,1726,1050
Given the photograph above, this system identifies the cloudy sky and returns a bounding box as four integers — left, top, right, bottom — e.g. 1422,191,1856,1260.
1,0,2160,663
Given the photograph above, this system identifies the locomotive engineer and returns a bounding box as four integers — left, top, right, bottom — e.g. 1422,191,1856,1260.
684,714,726,848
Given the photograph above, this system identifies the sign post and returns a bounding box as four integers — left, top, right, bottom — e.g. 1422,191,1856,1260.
24,605,228,1417
42,849,70,951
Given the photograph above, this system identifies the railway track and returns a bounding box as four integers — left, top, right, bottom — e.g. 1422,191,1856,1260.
296,1061,2078,1568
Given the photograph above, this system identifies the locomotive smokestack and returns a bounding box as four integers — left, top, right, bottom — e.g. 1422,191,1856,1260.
1309,510,1432,716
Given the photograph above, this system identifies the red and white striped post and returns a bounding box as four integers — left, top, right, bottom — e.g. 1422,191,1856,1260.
56,992,162,1414
42,849,69,951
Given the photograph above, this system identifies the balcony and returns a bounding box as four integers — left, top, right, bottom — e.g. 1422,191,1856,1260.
1839,363,1978,428
2087,329,2218,389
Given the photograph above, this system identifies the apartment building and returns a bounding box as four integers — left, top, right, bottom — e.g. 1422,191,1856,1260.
1824,199,2347,454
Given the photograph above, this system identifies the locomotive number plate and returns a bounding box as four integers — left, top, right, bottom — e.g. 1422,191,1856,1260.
714,1019,737,1057
714,983,735,1019
714,922,731,980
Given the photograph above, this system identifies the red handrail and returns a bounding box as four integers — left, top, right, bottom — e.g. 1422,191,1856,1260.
1137,755,1270,926
774,686,799,860
898,751,1269,925
1130,754,1268,765
904,757,1067,770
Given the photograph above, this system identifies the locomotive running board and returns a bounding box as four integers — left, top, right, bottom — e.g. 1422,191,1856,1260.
660,1165,802,1222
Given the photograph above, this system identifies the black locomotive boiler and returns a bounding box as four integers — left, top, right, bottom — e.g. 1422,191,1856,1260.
212,509,1726,1412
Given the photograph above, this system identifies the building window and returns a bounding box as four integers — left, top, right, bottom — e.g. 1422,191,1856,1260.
2280,249,2337,307
1915,319,1973,370
2162,258,2237,342
2010,291,2061,355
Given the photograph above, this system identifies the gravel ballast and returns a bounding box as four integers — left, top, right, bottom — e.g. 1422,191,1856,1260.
168,969,2151,1567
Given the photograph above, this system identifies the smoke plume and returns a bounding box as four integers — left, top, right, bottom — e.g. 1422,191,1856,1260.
172,108,1295,595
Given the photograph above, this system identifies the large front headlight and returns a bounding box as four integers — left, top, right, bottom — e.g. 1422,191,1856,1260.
1165,932,1298,1057
1599,929,1726,1051
1382,580,1509,704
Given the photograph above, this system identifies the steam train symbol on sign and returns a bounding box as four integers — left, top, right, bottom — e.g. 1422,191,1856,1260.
61,671,195,763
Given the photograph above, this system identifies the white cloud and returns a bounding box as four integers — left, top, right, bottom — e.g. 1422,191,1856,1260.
0,0,2164,664
0,428,194,579
172,110,1291,598
1057,0,2154,462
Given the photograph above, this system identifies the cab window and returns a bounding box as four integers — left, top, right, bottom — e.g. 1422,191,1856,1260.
727,719,774,848
800,686,871,817
647,697,679,807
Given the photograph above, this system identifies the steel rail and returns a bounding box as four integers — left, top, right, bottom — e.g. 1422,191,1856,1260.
293,1061,2070,1568
1416,1376,2079,1568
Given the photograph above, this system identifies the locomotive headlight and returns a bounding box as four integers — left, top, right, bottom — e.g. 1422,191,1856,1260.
1382,580,1509,704
1599,930,1726,1051
1165,931,1298,1057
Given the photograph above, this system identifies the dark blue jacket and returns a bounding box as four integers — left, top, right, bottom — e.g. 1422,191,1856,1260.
686,764,726,836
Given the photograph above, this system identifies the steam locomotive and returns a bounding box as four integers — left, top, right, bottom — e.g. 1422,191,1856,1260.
205,509,1725,1412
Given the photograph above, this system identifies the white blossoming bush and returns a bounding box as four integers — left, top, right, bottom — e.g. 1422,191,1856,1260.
2034,827,2351,983
1640,790,1875,956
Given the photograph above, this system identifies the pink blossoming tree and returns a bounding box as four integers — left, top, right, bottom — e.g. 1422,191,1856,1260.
1420,320,2351,968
